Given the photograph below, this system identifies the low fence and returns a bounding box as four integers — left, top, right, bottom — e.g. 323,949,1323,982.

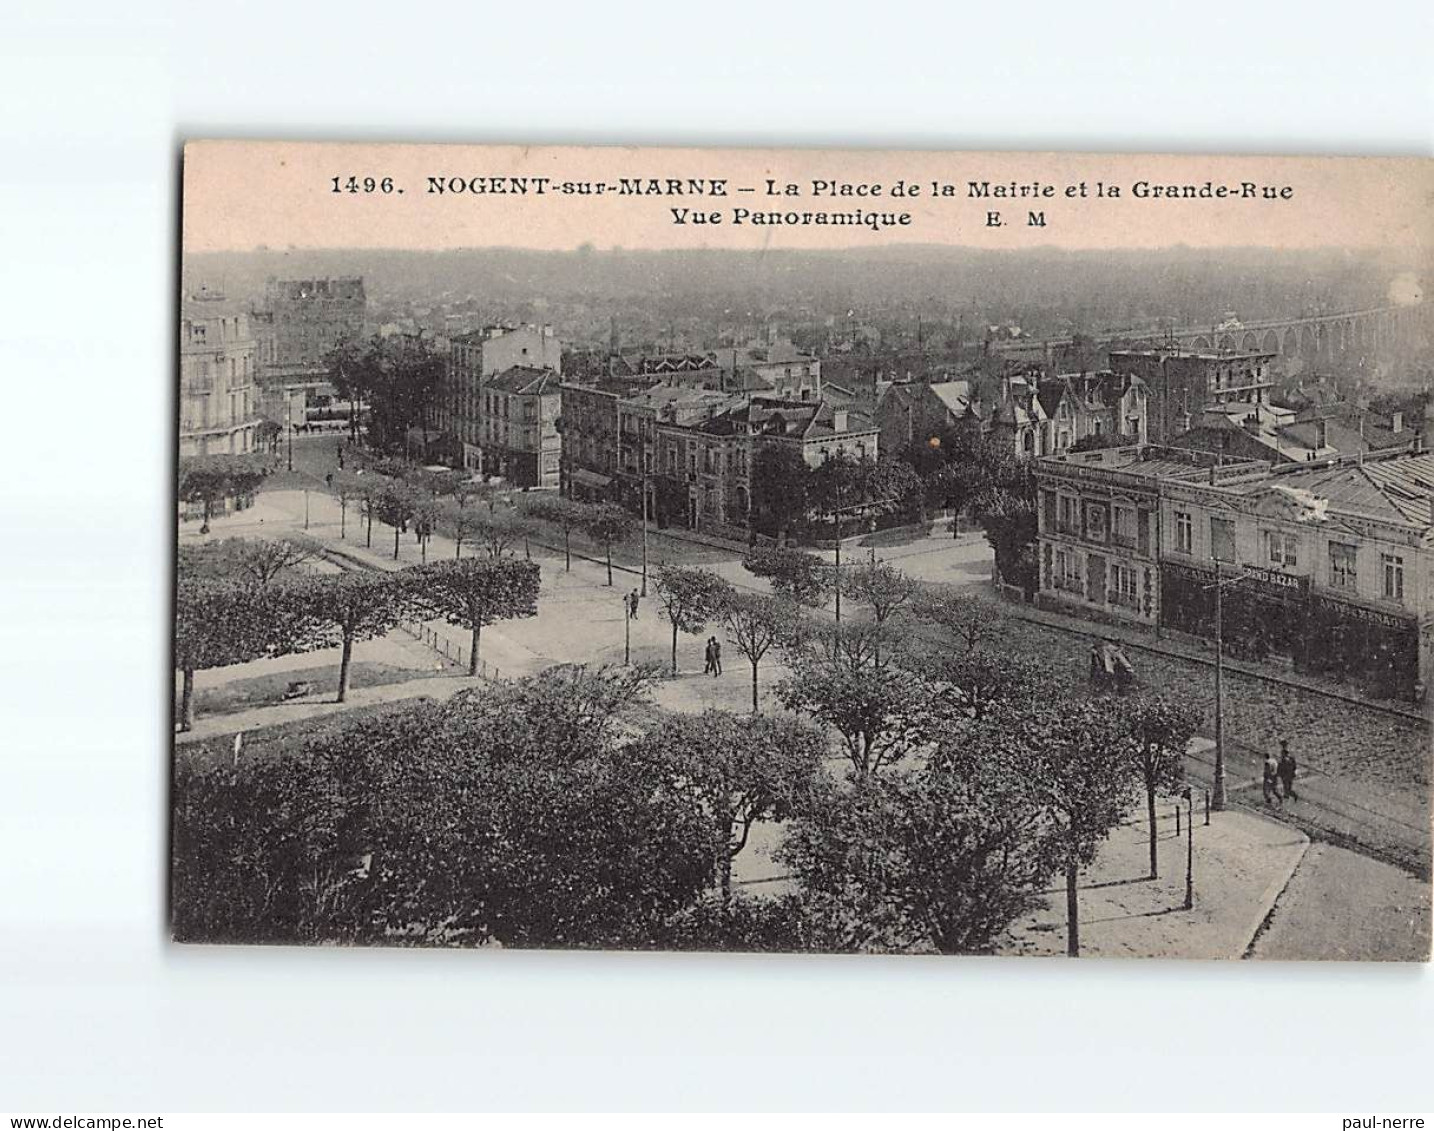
399,619,500,681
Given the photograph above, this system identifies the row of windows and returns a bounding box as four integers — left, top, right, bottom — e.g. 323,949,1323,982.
1172,510,1406,602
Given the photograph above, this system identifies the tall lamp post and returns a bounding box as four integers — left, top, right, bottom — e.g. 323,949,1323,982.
1181,785,1194,910
833,480,843,624
640,460,650,598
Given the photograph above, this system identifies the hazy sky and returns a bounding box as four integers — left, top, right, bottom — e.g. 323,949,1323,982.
183,141,1433,256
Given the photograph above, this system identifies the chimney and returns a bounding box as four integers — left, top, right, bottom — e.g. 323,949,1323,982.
1392,411,1403,434
833,408,849,433
1315,418,1328,450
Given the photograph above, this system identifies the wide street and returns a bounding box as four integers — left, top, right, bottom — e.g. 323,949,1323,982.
178,434,1432,959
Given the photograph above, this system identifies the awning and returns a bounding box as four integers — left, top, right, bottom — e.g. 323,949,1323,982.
571,468,612,489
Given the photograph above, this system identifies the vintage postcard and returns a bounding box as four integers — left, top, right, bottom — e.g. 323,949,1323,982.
174,141,1432,959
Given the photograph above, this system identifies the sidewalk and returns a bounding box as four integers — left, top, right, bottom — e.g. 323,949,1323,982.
1002,806,1308,959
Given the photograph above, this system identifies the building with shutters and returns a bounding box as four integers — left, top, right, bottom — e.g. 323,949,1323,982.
1034,442,1433,700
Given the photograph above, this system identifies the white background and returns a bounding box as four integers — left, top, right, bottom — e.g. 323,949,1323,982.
1,0,1431,1113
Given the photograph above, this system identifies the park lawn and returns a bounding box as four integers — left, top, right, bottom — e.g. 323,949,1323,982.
186,659,460,721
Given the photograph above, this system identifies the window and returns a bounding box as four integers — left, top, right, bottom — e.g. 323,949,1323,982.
1381,553,1404,601
1058,495,1078,534
1054,550,1082,592
1111,505,1136,547
1112,564,1139,607
1057,430,1071,451
1084,502,1108,543
1210,517,1236,562
1328,542,1357,589
1266,529,1298,568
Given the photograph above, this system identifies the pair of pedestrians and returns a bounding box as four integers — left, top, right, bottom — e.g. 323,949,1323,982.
703,636,723,676
1262,740,1299,806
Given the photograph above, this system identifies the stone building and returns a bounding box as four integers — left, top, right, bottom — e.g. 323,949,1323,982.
1034,443,1433,700
876,380,981,456
1109,348,1276,444
443,324,563,469
476,366,563,489
258,277,367,368
179,293,261,458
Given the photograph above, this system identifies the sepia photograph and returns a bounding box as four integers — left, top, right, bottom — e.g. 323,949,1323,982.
172,142,1432,962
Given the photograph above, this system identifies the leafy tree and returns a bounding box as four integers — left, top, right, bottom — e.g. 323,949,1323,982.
285,571,414,702
720,592,801,711
173,676,720,948
255,419,283,455
970,452,1039,595
174,578,281,731
518,494,588,571
411,497,442,563
838,561,915,663
443,662,660,764
912,589,1003,653
749,444,810,542
807,451,867,528
789,618,890,674
323,336,369,443
581,503,635,586
331,470,367,540
942,699,1135,957
867,458,926,521
440,498,487,559
470,506,533,561
376,481,419,560
351,472,392,549
1122,694,1199,879
408,557,540,676
227,536,322,586
779,770,1048,954
178,455,269,532
450,477,498,512
741,545,834,608
631,710,825,900
915,646,1049,722
652,565,734,676
340,333,446,454
777,656,934,777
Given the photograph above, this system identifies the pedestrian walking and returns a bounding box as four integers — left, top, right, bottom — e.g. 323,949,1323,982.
703,638,715,675
1277,740,1298,801
628,589,640,620
1262,753,1283,807
712,638,723,676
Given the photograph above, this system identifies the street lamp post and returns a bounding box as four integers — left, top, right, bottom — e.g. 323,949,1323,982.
286,390,295,473
624,596,631,665
1182,786,1194,910
640,463,649,598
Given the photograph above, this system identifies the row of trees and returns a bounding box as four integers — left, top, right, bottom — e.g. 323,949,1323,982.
172,648,1197,955
652,554,1200,927
748,446,927,543
175,538,540,730
328,464,638,582
323,334,446,453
